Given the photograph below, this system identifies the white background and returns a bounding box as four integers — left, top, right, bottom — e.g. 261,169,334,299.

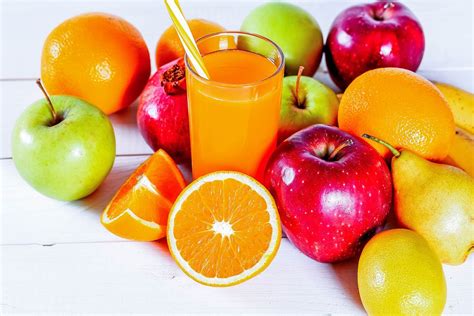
1,0,473,314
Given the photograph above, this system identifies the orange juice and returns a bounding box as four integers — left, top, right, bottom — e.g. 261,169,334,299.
203,50,277,84
186,32,284,180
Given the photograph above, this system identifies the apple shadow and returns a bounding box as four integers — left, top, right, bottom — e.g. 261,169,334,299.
178,163,193,184
74,155,191,218
76,161,138,216
330,256,364,311
109,100,139,128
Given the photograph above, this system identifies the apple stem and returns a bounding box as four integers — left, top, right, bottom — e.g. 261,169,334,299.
375,2,395,20
383,1,395,10
36,79,58,125
328,139,353,161
294,66,305,108
362,134,400,157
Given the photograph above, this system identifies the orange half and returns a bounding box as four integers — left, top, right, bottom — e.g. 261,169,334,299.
101,149,186,241
167,171,281,286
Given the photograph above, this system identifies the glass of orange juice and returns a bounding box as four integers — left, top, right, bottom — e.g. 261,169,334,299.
185,31,284,180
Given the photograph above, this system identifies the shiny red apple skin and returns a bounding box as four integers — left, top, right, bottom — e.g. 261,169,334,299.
325,1,425,90
137,59,190,164
265,125,392,263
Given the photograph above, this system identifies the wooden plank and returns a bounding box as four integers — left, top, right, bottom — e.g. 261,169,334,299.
1,239,472,314
417,69,473,91
0,156,192,245
1,156,149,245
1,156,473,314
1,67,473,159
0,0,473,80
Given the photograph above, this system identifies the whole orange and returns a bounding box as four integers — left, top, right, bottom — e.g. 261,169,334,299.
155,19,225,68
41,13,151,115
338,68,455,161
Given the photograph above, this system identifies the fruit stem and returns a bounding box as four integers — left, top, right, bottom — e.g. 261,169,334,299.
383,1,395,11
375,2,395,20
294,66,305,109
36,79,58,124
362,134,400,157
328,139,353,161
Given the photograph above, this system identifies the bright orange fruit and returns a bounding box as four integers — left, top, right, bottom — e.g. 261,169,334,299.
167,171,281,287
155,19,225,68
41,13,151,115
101,150,186,241
338,68,455,161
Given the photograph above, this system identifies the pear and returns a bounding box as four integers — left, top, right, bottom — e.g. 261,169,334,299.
363,134,474,265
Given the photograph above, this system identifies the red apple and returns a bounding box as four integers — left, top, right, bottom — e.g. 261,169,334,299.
137,58,190,164
265,125,392,263
325,1,425,90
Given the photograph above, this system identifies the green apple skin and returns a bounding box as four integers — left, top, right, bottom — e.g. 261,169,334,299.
241,2,323,76
12,96,116,201
278,76,339,143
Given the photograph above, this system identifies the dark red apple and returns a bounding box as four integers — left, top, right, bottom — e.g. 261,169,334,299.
325,1,425,90
265,125,392,263
137,58,190,164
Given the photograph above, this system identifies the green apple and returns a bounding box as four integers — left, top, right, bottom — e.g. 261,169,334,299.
240,2,323,76
278,67,339,143
12,81,116,201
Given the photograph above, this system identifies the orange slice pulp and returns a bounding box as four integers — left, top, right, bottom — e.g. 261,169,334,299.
101,149,186,241
167,171,281,286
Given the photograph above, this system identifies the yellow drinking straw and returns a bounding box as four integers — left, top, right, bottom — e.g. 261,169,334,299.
164,0,211,79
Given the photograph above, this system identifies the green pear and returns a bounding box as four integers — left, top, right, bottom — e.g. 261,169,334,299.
363,134,474,265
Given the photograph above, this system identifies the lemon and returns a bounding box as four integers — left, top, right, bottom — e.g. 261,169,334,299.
358,229,446,315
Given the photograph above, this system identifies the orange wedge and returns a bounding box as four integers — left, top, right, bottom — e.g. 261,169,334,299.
167,171,281,286
101,149,186,241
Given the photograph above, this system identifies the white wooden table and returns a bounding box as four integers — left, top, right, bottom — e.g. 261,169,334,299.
1,0,473,314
